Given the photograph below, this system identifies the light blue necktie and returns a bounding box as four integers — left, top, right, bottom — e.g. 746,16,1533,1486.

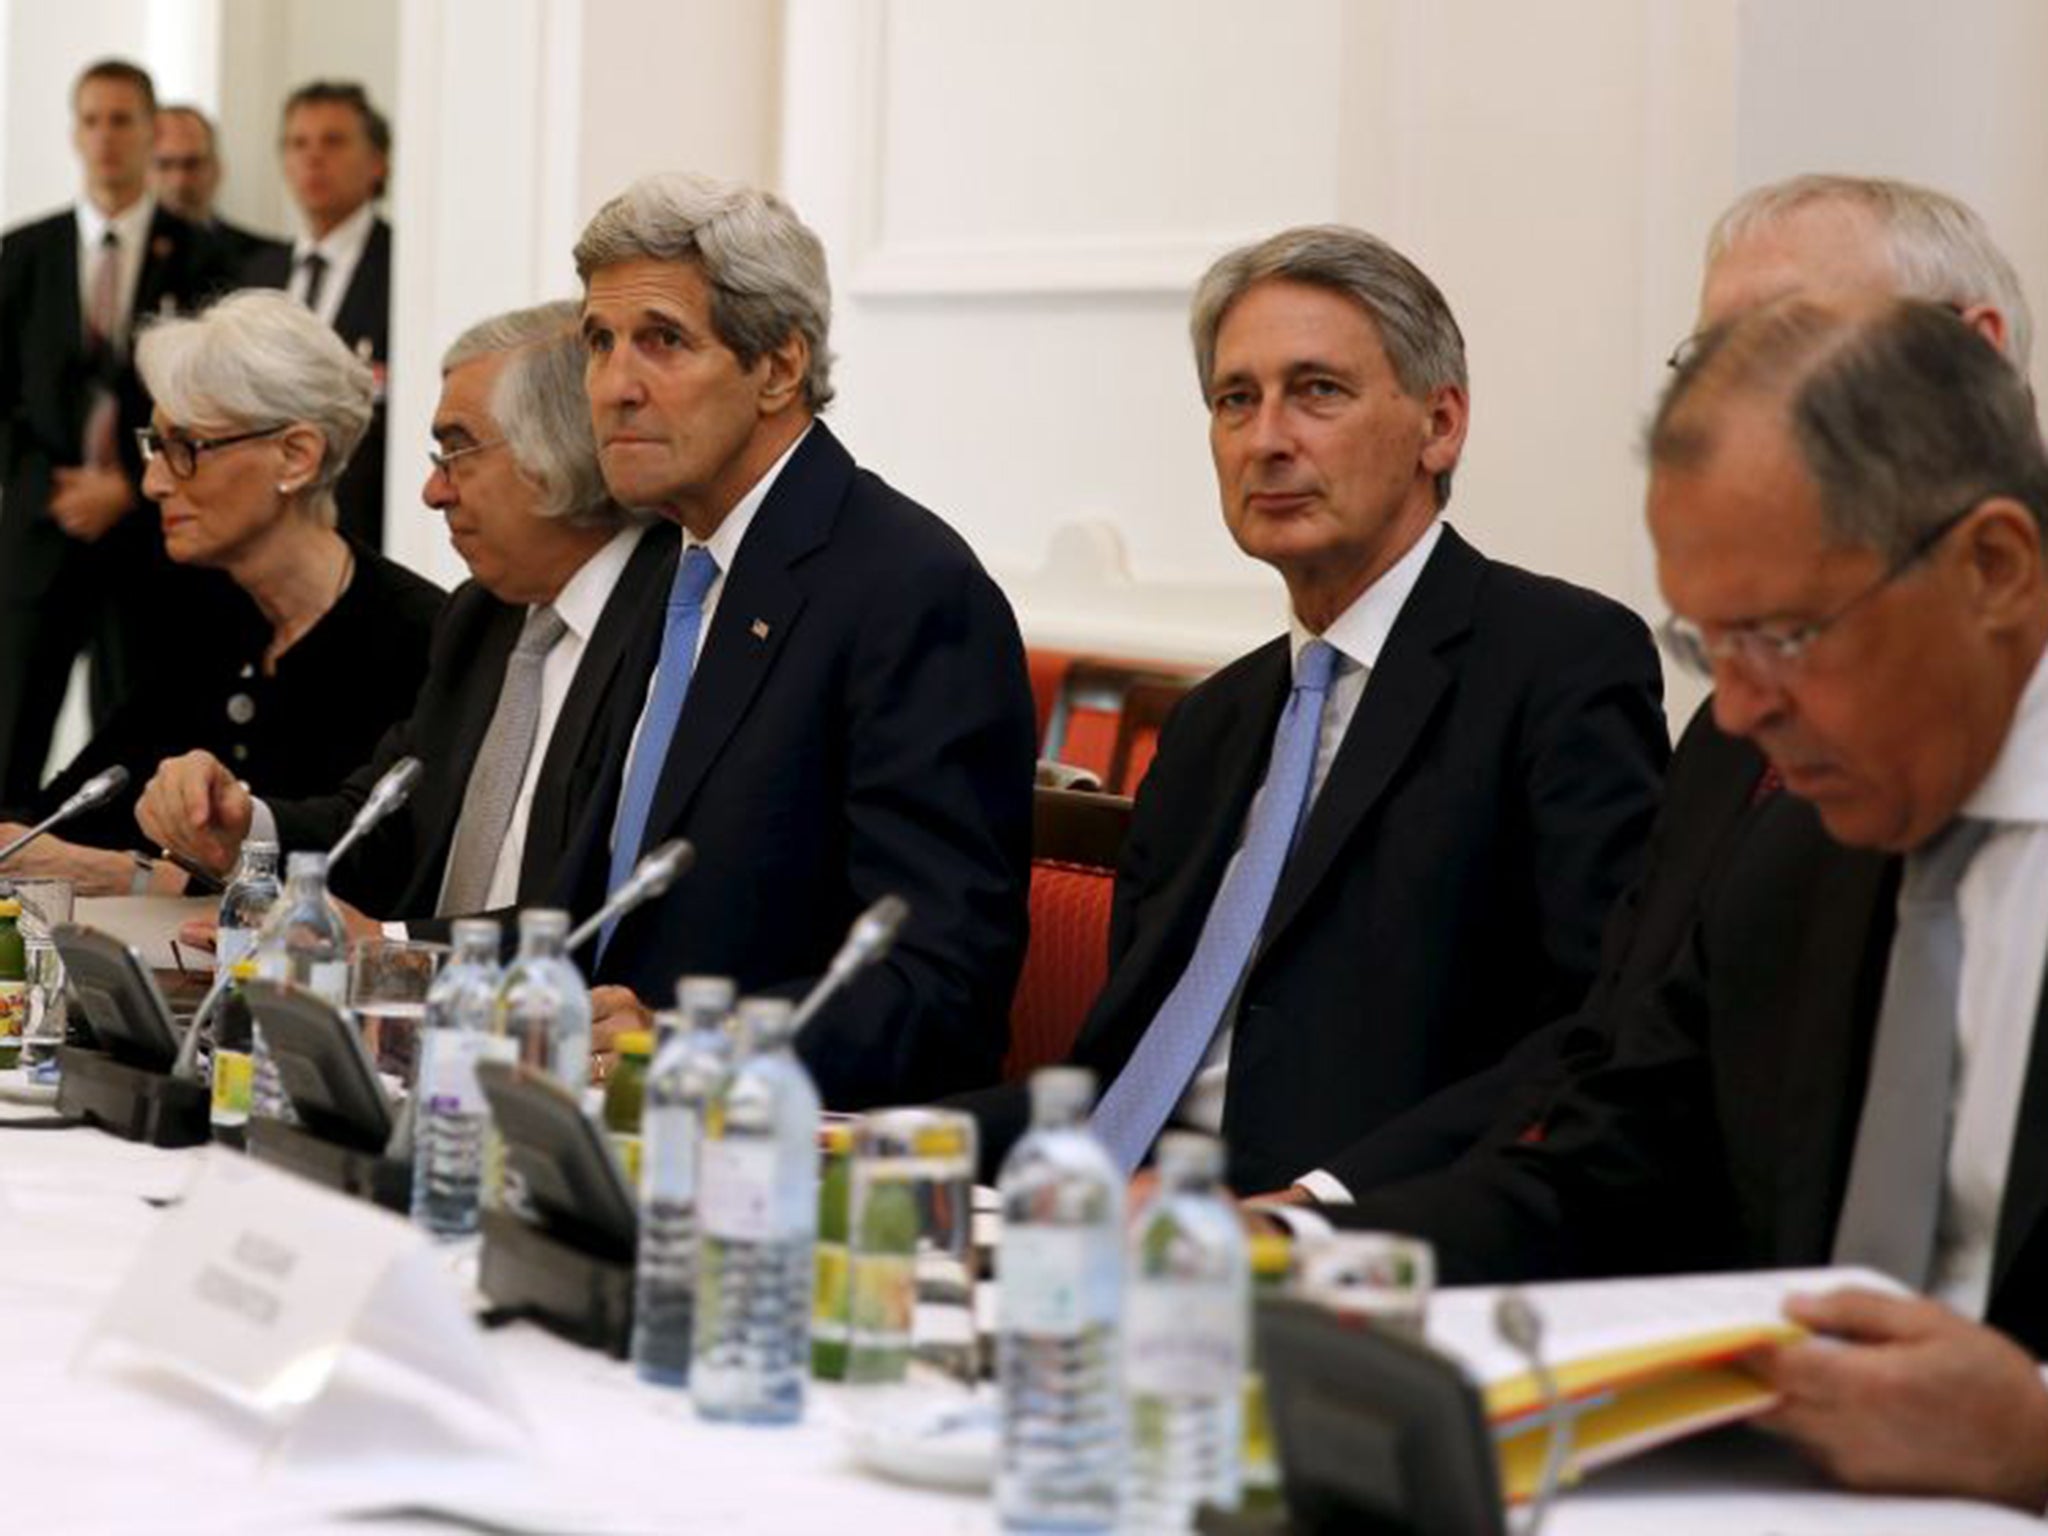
1092,639,1338,1173
600,545,720,957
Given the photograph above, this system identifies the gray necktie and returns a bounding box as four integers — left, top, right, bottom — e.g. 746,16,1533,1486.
1831,816,1995,1288
439,605,569,914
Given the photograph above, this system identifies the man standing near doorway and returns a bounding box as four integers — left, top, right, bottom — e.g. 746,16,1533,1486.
244,81,392,547
0,58,234,799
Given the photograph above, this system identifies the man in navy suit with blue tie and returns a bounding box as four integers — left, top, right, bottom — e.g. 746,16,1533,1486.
564,172,1036,1109
957,225,1668,1193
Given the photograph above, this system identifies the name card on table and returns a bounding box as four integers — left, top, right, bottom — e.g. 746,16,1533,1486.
75,1149,520,1433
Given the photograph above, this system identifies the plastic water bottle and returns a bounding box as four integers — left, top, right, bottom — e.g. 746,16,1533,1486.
1123,1132,1249,1530
251,851,350,1121
411,919,504,1237
493,909,591,1092
995,1067,1126,1532
631,974,736,1386
216,840,281,974
691,996,820,1424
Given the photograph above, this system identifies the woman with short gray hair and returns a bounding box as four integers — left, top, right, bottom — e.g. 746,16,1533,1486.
0,290,444,890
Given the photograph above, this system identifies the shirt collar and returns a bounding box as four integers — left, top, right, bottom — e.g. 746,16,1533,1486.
293,200,375,265
1287,517,1444,673
688,423,813,574
77,193,154,253
547,522,648,642
1962,638,2048,827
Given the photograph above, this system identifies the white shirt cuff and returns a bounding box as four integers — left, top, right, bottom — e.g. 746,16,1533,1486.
380,920,409,941
1295,1168,1355,1206
1256,1202,1336,1241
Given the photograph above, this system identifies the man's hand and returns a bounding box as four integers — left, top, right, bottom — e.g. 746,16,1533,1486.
48,467,136,542
590,985,654,1080
1753,1286,2048,1509
137,751,253,876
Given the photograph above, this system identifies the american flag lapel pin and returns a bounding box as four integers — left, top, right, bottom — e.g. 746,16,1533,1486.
750,618,772,641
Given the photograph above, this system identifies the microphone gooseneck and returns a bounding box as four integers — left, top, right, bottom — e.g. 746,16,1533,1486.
0,765,132,868
326,756,424,868
788,894,911,1033
1496,1289,1572,1536
567,838,695,953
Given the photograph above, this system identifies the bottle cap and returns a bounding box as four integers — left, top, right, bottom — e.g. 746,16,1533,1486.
1250,1234,1295,1280
819,1122,856,1156
615,1029,654,1059
0,898,18,918
676,974,736,1017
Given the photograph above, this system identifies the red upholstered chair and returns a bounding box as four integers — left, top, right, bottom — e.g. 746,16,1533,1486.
1004,787,1134,1082
1042,657,1204,793
1026,647,1076,748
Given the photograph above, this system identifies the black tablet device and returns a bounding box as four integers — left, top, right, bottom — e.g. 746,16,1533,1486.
243,978,395,1153
49,923,183,1070
476,1058,637,1259
1255,1294,1506,1536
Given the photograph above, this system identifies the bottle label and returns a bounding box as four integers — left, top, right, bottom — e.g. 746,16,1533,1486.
418,1030,490,1116
812,1240,851,1339
698,1139,782,1242
644,1111,698,1204
610,1131,642,1190
216,926,256,972
998,1228,1118,1337
1126,1280,1245,1397
0,979,24,1044
211,1049,253,1125
849,1250,915,1348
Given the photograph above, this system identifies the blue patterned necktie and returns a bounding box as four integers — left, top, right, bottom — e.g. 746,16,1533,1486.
599,545,720,957
1092,639,1339,1173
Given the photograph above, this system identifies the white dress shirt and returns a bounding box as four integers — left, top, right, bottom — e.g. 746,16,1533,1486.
1169,519,1446,1198
434,523,648,914
75,194,154,351
609,426,812,858
1929,641,2048,1319
288,201,375,332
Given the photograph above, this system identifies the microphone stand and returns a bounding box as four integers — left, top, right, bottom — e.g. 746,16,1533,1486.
787,895,910,1033
0,766,132,868
566,839,694,953
326,756,424,868
1496,1289,1573,1536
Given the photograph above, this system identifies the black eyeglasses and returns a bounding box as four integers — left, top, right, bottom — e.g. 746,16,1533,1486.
135,423,289,479
1657,500,1984,686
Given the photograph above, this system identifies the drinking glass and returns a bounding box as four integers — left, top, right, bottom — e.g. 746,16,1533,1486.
1293,1231,1435,1340
846,1107,978,1385
347,938,447,1091
4,878,73,1084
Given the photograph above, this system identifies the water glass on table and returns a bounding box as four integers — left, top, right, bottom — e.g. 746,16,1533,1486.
347,938,448,1091
846,1106,979,1386
1292,1230,1436,1341
4,878,73,1084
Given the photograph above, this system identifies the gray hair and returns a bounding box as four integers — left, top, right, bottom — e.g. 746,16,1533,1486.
1650,298,2048,561
1707,174,2033,371
442,301,618,526
573,172,835,412
1190,225,1468,506
135,288,372,523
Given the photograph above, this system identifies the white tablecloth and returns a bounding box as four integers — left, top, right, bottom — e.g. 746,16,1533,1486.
0,1090,2036,1536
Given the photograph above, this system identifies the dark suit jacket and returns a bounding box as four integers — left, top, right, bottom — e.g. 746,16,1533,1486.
958,524,1669,1193
268,523,676,921
1319,701,1769,1194
205,218,284,276
556,421,1037,1110
1342,786,2048,1358
242,216,389,547
0,203,240,794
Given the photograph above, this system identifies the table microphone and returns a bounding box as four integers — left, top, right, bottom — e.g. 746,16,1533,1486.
1495,1289,1572,1536
0,765,131,868
788,895,910,1033
566,839,695,953
325,756,423,868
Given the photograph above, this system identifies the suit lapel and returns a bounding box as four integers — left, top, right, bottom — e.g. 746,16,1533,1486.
1773,841,1898,1263
330,219,389,358
1259,526,1480,948
524,523,678,887
631,426,848,858
398,600,522,913
1989,971,2048,1300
